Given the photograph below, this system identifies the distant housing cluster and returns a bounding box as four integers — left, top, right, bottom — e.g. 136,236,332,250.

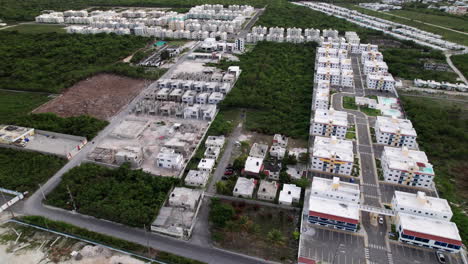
413,79,468,92
36,5,256,38
299,2,466,51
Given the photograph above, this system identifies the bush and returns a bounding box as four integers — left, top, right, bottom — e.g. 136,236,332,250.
209,198,235,228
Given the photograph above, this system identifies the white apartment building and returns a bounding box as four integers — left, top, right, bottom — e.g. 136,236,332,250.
361,51,383,62
340,58,352,71
338,49,349,59
381,146,435,188
311,108,348,139
313,84,330,110
235,37,245,52
315,67,341,86
345,31,360,44
375,116,417,148
197,158,216,173
156,148,183,170
311,176,360,204
308,195,359,232
395,213,462,253
311,136,354,176
317,56,340,69
366,72,395,91
363,60,388,74
341,69,354,88
358,43,378,53
317,47,338,58
392,191,452,221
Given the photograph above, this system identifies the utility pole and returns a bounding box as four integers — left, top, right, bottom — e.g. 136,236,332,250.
66,185,77,212
0,191,14,218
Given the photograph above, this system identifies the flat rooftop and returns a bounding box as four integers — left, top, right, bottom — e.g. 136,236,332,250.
364,60,388,68
309,196,359,223
316,67,341,75
312,176,359,196
313,108,348,127
315,87,330,101
383,146,434,175
318,56,340,63
367,72,395,81
394,191,451,214
313,136,353,162
399,212,461,244
375,116,417,137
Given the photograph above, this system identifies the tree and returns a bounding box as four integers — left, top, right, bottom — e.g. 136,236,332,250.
298,152,309,164
216,181,229,195
160,50,170,60
233,154,248,172
279,171,291,184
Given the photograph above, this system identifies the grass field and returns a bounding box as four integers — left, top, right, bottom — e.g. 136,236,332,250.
3,23,65,33
338,4,468,46
389,9,468,33
451,54,468,77
0,148,66,193
0,91,51,124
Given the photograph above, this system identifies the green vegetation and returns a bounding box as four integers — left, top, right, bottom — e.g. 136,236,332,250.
360,107,380,116
46,163,178,227
343,96,358,110
4,24,65,33
451,54,468,77
401,96,468,243
19,216,206,264
210,199,299,262
0,148,66,193
218,42,316,139
0,91,50,123
0,31,150,93
10,113,108,140
338,3,468,46
382,48,458,82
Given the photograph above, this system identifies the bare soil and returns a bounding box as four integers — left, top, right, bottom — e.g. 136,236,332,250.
34,74,149,120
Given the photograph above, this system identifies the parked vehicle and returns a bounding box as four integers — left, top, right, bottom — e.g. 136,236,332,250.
378,216,384,225
436,251,446,264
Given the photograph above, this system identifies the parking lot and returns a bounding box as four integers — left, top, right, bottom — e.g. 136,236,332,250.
390,242,463,264
379,183,437,204
300,220,367,264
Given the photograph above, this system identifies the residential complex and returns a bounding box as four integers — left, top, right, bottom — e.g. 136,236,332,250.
381,146,435,188
375,116,417,149
366,72,395,91
312,80,330,110
310,136,354,176
311,108,348,139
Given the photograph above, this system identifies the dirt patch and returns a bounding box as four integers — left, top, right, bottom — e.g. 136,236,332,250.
34,74,149,120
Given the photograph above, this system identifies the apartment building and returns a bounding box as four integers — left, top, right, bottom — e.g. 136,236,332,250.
317,47,339,58
308,176,360,232
340,58,352,71
375,116,417,149
361,51,383,62
310,136,354,176
341,69,354,88
156,148,184,170
311,108,348,139
315,67,341,85
392,191,452,221
381,146,435,188
363,60,388,74
312,82,330,110
366,72,395,91
317,56,340,69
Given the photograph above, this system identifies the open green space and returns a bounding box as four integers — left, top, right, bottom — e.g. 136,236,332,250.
18,216,206,264
0,31,153,93
210,198,299,262
46,163,178,228
3,23,65,33
338,3,468,46
343,96,358,110
217,42,315,139
401,96,468,243
0,148,66,193
451,54,468,77
0,91,50,123
382,48,459,82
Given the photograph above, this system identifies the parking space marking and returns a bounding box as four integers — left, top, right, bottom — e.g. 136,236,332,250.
364,248,370,259
369,244,386,250
387,252,394,264
364,194,379,199
363,183,377,187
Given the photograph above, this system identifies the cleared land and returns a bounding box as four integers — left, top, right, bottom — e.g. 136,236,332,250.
210,199,300,262
3,23,65,33
0,148,66,193
0,90,50,124
34,74,149,120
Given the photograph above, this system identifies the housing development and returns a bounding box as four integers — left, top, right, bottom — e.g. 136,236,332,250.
0,1,467,264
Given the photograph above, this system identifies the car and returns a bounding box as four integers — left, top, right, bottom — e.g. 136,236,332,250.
436,251,446,264
378,216,384,224
224,169,234,176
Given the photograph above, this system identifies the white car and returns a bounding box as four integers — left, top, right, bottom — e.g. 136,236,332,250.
378,216,384,225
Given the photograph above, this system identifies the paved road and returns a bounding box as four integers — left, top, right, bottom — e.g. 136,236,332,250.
236,8,265,40
445,53,468,85
12,43,271,264
206,121,243,194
